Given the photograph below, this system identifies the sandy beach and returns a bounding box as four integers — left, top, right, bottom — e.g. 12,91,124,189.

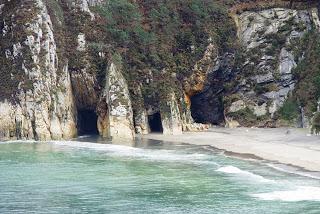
143,128,320,172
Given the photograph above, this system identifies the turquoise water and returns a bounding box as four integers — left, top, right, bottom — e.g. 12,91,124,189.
1,138,320,214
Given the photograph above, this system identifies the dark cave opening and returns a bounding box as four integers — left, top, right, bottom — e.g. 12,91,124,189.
148,112,163,133
190,91,225,125
77,109,99,136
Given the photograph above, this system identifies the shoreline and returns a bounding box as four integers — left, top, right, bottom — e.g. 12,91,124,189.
142,127,320,172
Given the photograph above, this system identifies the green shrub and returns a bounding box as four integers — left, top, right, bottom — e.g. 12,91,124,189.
314,75,320,98
97,0,143,46
254,84,266,95
227,107,258,126
296,21,307,32
94,0,237,103
278,23,291,33
223,93,241,107
291,29,320,116
312,112,320,135
253,83,279,95
278,98,299,121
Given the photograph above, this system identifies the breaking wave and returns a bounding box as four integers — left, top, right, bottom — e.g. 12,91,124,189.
216,166,274,183
252,186,320,202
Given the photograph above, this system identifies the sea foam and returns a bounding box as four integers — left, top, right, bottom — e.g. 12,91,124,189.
0,140,36,144
216,166,274,183
252,186,320,201
50,141,218,165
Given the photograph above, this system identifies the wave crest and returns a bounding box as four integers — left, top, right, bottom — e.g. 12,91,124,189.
252,186,320,201
216,166,274,183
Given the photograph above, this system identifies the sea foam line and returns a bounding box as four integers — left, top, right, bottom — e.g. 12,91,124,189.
50,141,218,166
216,166,274,183
0,140,36,144
252,186,320,202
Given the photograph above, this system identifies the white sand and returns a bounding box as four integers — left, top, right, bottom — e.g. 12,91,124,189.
143,128,320,172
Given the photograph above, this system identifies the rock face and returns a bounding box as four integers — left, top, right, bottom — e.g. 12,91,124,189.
190,52,235,125
160,93,183,135
0,0,135,141
0,0,77,140
1,1,320,141
133,86,150,135
225,7,319,126
97,63,135,140
183,43,218,98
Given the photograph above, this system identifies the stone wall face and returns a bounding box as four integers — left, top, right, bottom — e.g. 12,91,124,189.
224,8,319,127
160,93,183,135
0,0,135,141
97,63,135,140
0,0,77,140
1,1,319,141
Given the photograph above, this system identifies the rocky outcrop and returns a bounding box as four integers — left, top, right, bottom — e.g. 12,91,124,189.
97,63,135,140
133,86,150,135
229,0,319,15
190,52,235,125
86,0,105,6
70,31,100,111
225,7,319,126
69,0,96,18
0,0,77,140
183,43,218,98
160,93,183,135
0,0,136,141
182,42,229,127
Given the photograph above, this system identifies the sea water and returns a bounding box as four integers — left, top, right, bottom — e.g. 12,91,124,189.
0,137,320,214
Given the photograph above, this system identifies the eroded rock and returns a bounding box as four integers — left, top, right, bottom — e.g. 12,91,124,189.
0,0,77,140
160,93,183,135
225,7,317,126
97,63,135,140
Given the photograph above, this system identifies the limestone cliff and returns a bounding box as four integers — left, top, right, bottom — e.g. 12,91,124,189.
0,0,134,140
225,7,320,127
1,0,320,141
0,0,77,140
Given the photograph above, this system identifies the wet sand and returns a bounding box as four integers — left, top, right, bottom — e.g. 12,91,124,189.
143,128,320,172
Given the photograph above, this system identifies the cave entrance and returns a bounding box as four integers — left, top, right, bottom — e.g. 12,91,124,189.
77,109,99,136
148,112,163,133
190,92,225,125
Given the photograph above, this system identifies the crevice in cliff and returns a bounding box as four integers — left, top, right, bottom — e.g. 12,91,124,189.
77,109,99,136
148,112,163,133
